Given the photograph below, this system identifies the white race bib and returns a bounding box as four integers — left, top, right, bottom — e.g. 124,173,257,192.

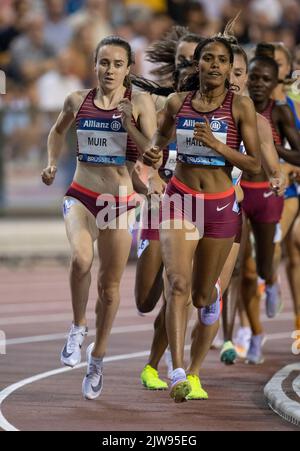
176,116,228,166
77,118,127,165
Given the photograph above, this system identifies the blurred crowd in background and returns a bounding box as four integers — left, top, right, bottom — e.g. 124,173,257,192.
1,0,300,213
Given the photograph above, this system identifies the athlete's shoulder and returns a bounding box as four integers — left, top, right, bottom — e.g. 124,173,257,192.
233,94,255,120
166,91,187,110
256,112,269,127
256,112,273,138
151,94,168,112
64,89,91,113
131,89,155,110
273,101,294,121
233,93,254,109
131,89,152,102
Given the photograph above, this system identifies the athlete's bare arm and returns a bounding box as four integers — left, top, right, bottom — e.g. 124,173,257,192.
274,104,300,166
193,95,261,175
143,92,184,167
142,93,184,193
257,113,286,195
41,90,88,185
118,91,157,155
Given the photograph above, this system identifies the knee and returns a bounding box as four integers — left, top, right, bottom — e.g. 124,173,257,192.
168,274,190,299
71,250,93,277
135,288,151,314
287,250,300,269
192,294,210,309
98,284,119,307
136,301,152,314
192,287,215,309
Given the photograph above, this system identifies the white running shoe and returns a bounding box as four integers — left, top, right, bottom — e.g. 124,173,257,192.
234,326,251,359
164,347,173,380
60,324,88,368
82,343,103,400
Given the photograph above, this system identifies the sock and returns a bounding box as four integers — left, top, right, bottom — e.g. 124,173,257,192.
73,324,87,332
257,277,265,286
171,368,186,384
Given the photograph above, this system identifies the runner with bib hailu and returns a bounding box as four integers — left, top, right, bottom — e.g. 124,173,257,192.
145,36,261,402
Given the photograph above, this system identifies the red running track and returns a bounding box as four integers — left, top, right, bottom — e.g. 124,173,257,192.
0,262,299,431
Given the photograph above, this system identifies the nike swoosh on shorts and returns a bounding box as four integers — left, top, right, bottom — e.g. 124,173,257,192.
216,202,231,212
263,192,273,198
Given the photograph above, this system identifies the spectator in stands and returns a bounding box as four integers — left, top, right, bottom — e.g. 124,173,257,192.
44,0,73,55
9,12,56,82
68,0,113,47
184,1,214,36
0,0,31,68
66,22,96,87
36,49,83,114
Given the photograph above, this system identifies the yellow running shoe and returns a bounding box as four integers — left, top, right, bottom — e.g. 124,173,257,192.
140,365,168,390
170,380,191,403
186,374,208,400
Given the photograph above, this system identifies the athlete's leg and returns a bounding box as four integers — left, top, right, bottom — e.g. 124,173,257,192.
191,236,235,309
135,239,163,314
220,243,240,342
147,301,168,369
64,197,98,327
160,221,198,371
187,320,219,376
241,235,262,335
92,226,132,358
233,224,252,355
250,221,276,285
273,198,299,280
286,217,300,327
186,236,234,374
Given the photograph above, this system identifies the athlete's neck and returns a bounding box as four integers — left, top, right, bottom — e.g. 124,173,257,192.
197,85,227,105
253,98,270,114
95,85,126,109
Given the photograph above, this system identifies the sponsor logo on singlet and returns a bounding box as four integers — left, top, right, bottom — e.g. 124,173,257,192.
176,116,228,166
77,118,127,165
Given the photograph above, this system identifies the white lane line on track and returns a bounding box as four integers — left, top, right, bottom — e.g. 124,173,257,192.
0,323,155,346
0,302,79,314
0,308,156,326
0,349,152,432
264,363,300,427
0,319,294,348
0,310,293,326
0,331,295,431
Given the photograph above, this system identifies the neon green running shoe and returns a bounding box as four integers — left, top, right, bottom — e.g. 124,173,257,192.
186,374,208,400
140,365,168,390
170,380,191,403
220,340,237,365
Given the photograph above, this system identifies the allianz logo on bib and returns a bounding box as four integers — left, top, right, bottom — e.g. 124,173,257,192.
111,120,122,131
80,119,123,131
180,117,226,132
210,120,222,132
182,119,198,127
